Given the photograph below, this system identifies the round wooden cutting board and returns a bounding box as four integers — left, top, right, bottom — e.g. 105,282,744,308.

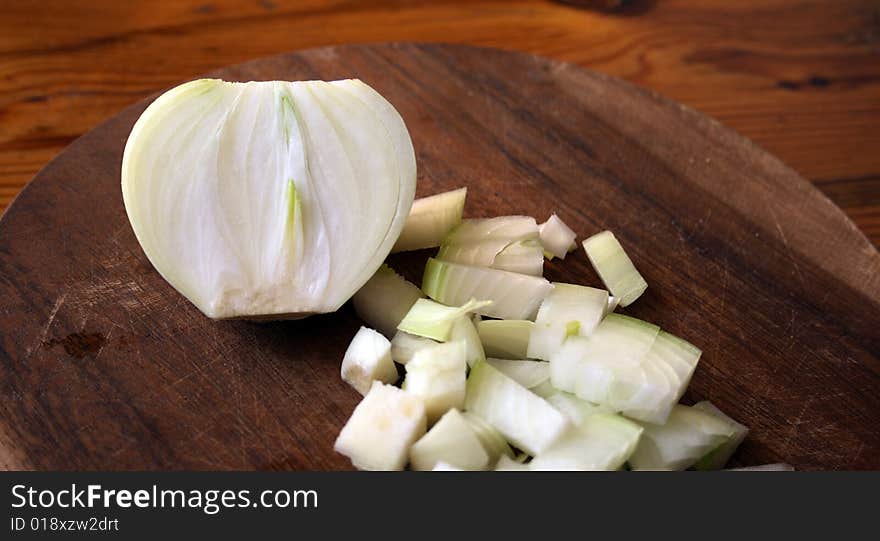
0,44,878,471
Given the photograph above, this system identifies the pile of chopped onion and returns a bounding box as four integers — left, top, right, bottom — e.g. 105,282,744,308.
334,188,789,471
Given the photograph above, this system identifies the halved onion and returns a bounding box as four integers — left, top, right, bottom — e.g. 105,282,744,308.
122,78,416,319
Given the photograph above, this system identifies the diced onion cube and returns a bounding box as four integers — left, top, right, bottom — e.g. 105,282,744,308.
334,382,426,471
410,409,490,471
539,214,577,259
341,326,398,395
403,341,468,422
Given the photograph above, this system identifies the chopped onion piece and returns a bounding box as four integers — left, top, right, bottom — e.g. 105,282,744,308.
392,188,467,252
476,319,533,359
628,405,737,471
441,216,538,249
491,239,545,276
548,315,705,424
548,336,588,393
539,214,577,259
410,409,490,471
571,315,660,404
403,341,468,423
334,381,426,471
545,392,608,426
486,358,550,389
535,283,609,337
451,316,486,368
353,264,423,337
341,326,398,395
551,325,697,425
726,464,794,471
436,217,542,275
422,258,552,320
527,322,569,362
462,412,514,462
530,412,642,471
436,216,539,272
397,298,491,341
529,285,609,362
611,360,675,425
582,231,647,307
692,401,749,470
650,331,701,391
390,331,438,365
465,361,569,455
620,331,700,424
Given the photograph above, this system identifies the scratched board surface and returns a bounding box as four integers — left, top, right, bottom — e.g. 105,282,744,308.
0,44,878,470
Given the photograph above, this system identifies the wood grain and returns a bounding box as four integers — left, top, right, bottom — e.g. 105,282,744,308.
0,1,879,243
0,43,878,470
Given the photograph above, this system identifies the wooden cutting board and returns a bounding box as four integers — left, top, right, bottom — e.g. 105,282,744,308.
0,43,877,471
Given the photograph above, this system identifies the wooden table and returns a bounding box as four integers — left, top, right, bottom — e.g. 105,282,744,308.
1,0,878,244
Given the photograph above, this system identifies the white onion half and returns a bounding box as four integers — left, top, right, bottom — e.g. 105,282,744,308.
122,78,416,319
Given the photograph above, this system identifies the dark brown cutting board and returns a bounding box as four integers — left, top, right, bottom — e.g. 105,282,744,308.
1,44,878,471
